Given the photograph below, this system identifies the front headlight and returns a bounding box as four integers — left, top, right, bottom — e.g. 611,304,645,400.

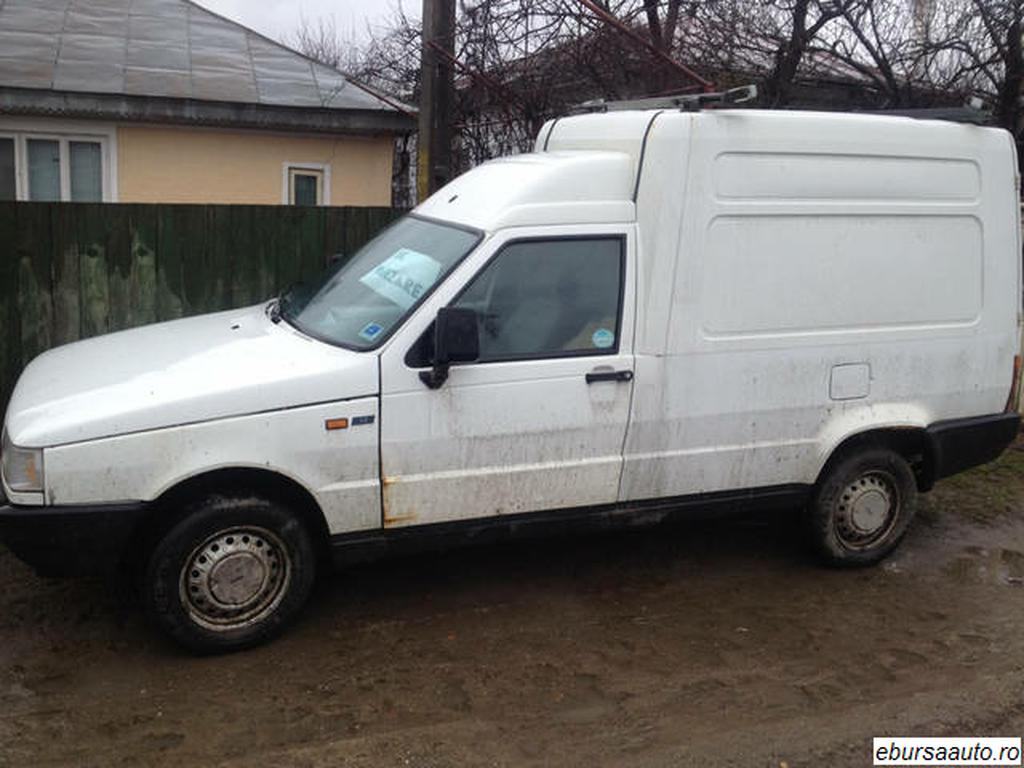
1,429,44,493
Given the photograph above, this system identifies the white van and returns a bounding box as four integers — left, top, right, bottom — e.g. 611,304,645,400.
2,108,1020,653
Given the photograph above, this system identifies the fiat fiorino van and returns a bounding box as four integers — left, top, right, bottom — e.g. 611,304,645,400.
2,107,1020,652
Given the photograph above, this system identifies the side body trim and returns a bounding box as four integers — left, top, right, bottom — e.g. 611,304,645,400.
329,483,810,566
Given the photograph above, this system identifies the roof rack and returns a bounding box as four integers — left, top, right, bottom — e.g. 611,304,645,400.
862,107,992,126
569,84,757,115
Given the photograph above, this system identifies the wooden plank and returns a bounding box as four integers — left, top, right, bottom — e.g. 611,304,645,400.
50,203,81,346
343,207,369,259
175,204,216,317
275,206,306,291
255,205,278,301
228,206,264,308
296,207,326,285
323,206,347,267
0,202,20,413
261,205,284,298
155,204,193,321
16,203,54,365
204,205,231,313
102,202,157,333
78,204,111,340
128,204,159,328
102,203,128,331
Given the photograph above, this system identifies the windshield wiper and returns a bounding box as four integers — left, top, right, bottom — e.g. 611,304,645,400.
269,282,301,324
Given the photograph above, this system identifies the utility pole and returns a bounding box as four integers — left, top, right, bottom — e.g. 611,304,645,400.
418,0,457,203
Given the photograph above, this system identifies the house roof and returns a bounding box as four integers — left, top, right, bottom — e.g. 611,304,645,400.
0,0,414,135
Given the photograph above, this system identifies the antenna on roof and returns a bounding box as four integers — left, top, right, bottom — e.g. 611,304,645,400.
569,84,758,115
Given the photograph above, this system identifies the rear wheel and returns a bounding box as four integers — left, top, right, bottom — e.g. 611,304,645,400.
143,495,316,654
807,447,917,566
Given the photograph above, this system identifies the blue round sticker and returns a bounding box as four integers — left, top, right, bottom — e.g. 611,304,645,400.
592,328,614,349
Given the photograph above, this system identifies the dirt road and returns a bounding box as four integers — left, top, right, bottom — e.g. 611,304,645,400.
4,447,1024,767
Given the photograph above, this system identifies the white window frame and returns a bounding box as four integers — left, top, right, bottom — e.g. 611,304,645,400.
0,118,117,202
282,162,330,206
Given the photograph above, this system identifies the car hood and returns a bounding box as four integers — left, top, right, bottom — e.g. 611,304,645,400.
4,304,378,448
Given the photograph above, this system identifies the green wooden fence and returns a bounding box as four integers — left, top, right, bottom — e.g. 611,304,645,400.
0,202,402,417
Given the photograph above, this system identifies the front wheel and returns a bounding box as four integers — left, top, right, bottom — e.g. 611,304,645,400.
807,447,918,567
143,495,316,654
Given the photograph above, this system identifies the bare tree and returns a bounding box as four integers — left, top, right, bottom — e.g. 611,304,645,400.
803,0,920,107
643,0,683,53
962,0,1023,137
758,1,850,106
289,8,421,207
348,6,423,100
292,0,1021,190
908,0,1024,165
287,14,364,72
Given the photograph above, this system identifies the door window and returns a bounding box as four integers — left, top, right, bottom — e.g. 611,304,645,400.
453,237,624,361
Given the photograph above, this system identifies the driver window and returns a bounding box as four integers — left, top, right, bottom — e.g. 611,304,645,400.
453,237,623,362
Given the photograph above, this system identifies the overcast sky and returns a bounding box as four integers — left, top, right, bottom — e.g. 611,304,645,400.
192,0,418,46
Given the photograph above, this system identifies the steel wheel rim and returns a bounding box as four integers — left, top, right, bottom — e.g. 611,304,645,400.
833,470,900,551
179,526,292,632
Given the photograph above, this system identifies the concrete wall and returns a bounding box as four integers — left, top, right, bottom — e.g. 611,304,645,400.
117,124,394,206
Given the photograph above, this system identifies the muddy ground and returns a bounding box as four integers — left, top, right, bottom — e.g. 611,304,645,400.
4,448,1024,767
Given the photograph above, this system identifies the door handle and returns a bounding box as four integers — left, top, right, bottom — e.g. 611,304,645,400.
585,369,633,384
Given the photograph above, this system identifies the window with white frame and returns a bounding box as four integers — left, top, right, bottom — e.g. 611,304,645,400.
284,164,329,206
0,128,111,202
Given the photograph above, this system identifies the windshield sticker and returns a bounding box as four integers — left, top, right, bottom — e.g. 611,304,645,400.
592,328,615,349
359,322,384,342
359,247,443,310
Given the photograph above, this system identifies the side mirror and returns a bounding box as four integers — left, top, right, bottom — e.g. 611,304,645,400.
419,307,479,389
437,306,479,364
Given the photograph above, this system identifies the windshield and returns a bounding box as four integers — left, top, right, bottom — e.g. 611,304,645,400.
281,215,481,349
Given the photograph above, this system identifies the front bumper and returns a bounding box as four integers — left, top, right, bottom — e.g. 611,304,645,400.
0,501,150,577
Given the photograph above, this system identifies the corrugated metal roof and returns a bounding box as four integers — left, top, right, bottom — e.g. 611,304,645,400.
0,0,404,114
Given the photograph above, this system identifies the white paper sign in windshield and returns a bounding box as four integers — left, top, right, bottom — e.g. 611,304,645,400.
359,248,443,310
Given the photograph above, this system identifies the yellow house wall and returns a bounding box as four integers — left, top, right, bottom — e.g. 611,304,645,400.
117,124,394,205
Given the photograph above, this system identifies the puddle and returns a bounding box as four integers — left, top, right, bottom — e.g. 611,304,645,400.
942,546,1024,586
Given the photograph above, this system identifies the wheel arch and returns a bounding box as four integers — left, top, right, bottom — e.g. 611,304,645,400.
131,467,331,569
816,426,936,492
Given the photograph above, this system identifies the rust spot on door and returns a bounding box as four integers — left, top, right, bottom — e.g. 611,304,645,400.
381,475,416,526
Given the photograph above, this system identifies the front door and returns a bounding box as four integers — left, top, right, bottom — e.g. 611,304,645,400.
378,227,636,528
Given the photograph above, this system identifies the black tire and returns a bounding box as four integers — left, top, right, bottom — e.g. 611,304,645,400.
807,447,917,567
143,495,316,654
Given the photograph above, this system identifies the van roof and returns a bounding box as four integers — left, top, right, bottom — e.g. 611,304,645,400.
415,109,1012,232
415,150,637,232
541,107,1006,155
